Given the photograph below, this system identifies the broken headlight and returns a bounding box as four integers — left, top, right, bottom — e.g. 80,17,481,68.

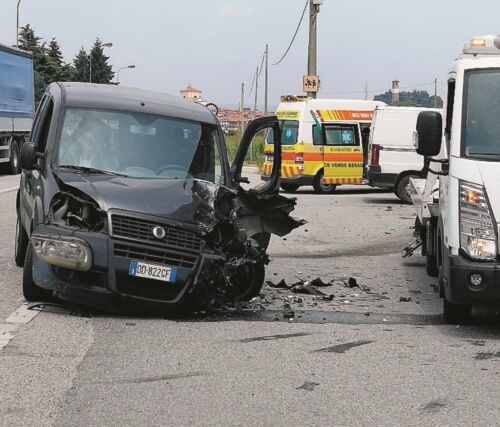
459,181,497,261
32,234,93,271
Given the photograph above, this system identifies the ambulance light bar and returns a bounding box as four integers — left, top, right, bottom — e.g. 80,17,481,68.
280,95,310,102
463,35,500,55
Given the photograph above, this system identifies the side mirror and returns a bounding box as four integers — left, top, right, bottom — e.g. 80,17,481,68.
20,143,37,171
416,111,443,157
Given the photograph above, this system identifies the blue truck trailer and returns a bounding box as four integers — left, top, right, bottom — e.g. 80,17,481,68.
0,43,35,174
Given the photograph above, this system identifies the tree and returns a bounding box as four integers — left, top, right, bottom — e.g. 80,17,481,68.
18,24,42,52
73,47,89,81
47,38,63,65
374,90,443,108
88,38,114,84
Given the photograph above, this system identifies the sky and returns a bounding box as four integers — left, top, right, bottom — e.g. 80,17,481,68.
2,0,500,109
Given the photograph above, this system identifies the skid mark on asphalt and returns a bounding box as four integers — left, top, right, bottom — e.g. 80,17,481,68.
115,372,206,384
240,332,311,342
474,351,500,361
0,302,42,351
419,398,449,414
313,340,374,353
296,382,320,391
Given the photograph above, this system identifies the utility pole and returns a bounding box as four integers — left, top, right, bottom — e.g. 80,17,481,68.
364,83,368,100
307,0,321,98
253,67,259,120
434,78,438,108
240,83,245,137
264,44,269,115
16,0,22,47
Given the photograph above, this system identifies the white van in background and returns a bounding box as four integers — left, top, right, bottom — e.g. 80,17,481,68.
366,106,442,203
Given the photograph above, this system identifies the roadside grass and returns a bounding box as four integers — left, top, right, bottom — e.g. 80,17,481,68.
225,133,265,170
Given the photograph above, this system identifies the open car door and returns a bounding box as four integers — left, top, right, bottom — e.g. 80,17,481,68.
229,116,303,243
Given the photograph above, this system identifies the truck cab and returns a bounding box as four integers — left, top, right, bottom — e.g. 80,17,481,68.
412,35,500,323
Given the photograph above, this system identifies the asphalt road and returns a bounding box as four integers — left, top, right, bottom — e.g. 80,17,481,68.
1,170,500,426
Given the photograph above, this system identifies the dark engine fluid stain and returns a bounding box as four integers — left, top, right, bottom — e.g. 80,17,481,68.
296,382,320,391
419,398,448,414
474,351,500,361
187,309,444,326
313,340,374,354
240,332,311,343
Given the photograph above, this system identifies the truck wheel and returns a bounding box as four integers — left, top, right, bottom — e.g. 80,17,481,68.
313,170,337,194
15,216,29,267
395,175,418,204
426,250,439,277
443,297,472,325
281,183,300,193
23,244,52,302
8,140,20,175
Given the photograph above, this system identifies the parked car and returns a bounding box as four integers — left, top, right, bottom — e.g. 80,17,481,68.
16,82,302,311
366,106,442,203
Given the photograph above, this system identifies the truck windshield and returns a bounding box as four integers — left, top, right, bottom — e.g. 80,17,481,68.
56,108,225,184
464,69,500,160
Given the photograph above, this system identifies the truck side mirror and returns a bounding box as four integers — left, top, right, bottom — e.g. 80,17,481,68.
416,111,443,157
20,143,37,171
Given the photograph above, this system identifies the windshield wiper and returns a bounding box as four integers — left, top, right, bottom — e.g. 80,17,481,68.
59,165,128,177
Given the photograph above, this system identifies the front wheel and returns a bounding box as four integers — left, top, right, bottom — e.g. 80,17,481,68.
313,170,337,194
14,216,29,267
232,262,265,302
23,244,53,302
443,297,472,325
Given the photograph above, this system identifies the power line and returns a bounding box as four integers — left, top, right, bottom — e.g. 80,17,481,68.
272,0,308,66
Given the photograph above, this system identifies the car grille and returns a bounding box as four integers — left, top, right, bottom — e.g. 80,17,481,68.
110,214,203,252
114,243,198,269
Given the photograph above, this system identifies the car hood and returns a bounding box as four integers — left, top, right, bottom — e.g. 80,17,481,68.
55,171,234,227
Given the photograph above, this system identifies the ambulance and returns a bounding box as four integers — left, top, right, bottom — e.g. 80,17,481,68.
261,96,385,193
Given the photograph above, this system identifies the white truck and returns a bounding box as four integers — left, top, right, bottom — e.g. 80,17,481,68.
0,43,35,174
410,35,500,323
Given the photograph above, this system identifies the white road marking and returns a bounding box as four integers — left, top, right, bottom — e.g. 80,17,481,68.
0,302,42,351
0,186,18,194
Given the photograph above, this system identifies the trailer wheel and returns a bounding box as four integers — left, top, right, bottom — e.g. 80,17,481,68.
313,170,337,194
8,139,20,175
395,174,419,204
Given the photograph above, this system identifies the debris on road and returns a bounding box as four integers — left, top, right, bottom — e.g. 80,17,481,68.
399,296,413,302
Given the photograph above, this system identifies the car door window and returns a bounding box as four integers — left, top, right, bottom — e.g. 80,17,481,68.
314,124,360,146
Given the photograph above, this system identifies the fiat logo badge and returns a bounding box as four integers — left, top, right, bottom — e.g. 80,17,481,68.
152,226,166,240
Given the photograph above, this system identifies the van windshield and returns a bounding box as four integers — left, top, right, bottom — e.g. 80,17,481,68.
463,69,500,160
56,108,225,184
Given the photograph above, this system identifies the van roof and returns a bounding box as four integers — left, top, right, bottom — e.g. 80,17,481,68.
277,98,385,112
55,82,218,125
375,106,443,113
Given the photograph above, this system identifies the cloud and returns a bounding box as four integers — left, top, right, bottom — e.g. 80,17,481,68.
219,5,254,17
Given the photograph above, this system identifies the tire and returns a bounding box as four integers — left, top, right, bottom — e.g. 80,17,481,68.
14,216,28,267
233,262,265,302
280,183,300,193
23,243,52,302
443,296,472,325
395,174,419,204
313,170,337,194
425,219,439,277
426,250,439,277
8,140,20,175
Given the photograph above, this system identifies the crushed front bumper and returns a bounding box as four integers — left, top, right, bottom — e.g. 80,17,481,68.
31,223,221,310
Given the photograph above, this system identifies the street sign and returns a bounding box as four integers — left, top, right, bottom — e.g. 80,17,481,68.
303,75,320,93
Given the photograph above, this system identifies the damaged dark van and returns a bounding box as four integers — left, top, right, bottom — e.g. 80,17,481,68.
15,83,302,310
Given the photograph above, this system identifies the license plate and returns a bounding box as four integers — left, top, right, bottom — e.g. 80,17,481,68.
128,260,177,283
